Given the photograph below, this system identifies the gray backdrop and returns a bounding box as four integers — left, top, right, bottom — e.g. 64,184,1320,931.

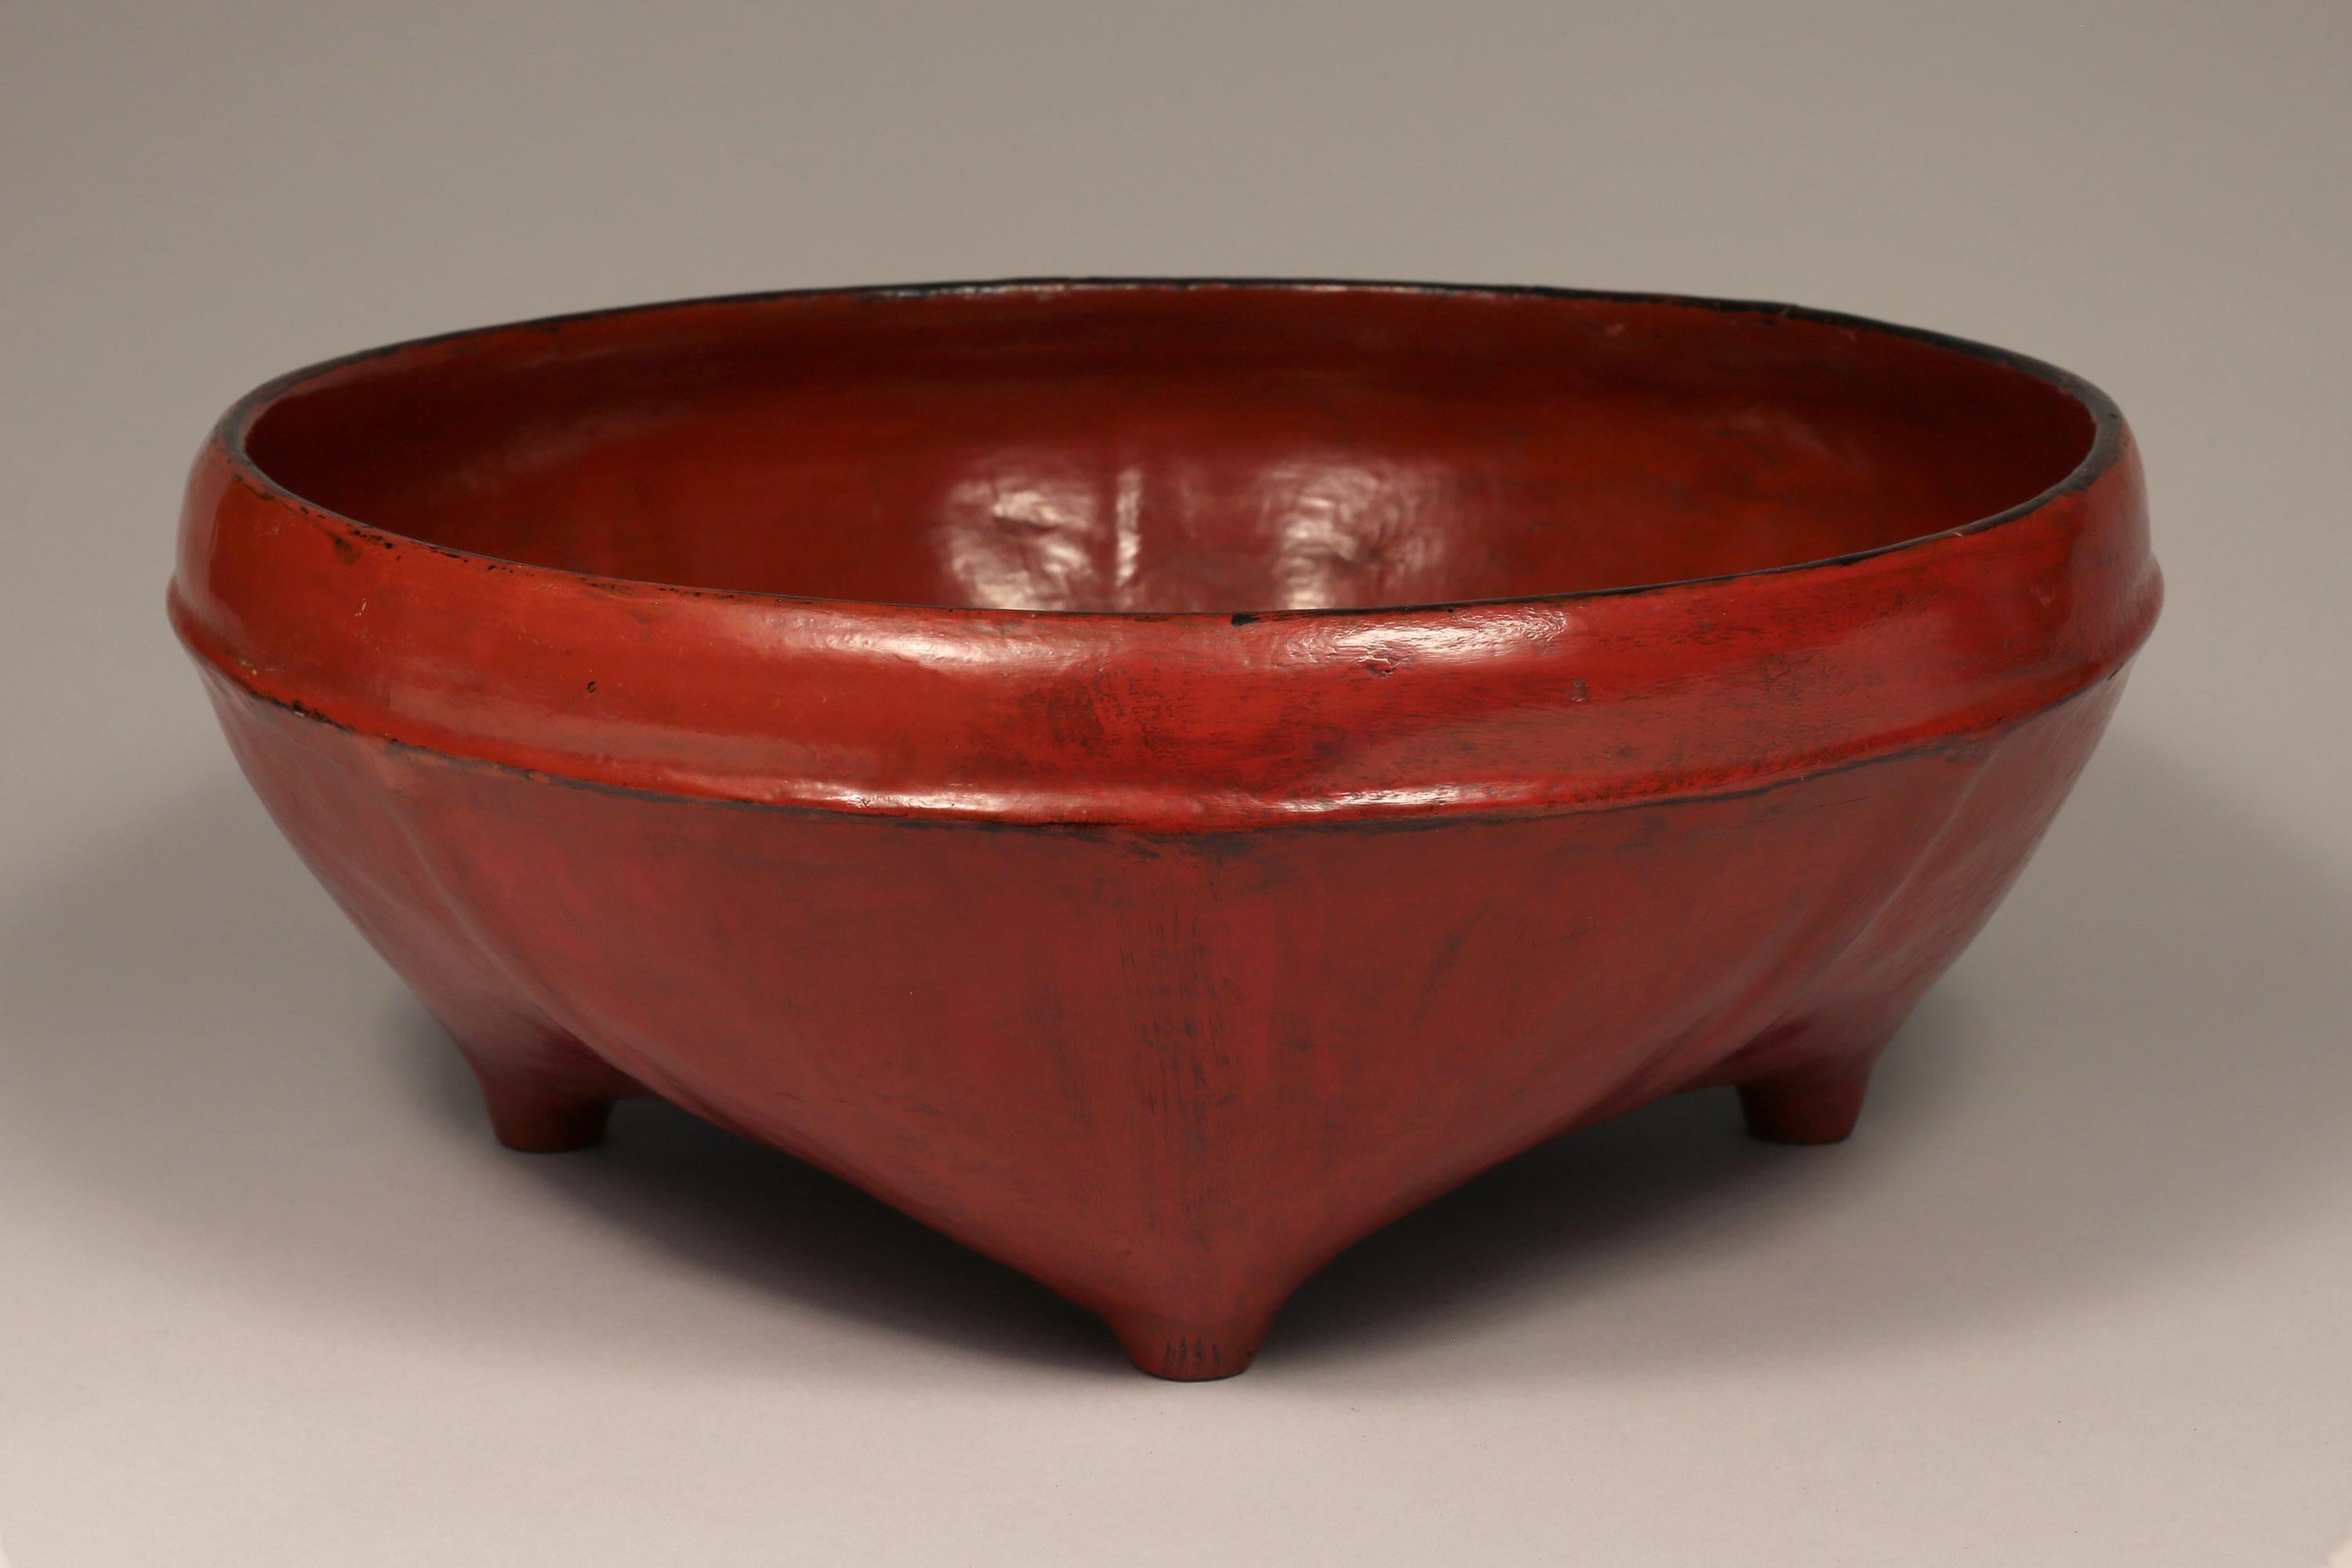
2,2,2346,1563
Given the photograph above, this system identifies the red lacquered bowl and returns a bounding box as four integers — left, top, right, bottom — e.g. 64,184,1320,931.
171,281,2159,1378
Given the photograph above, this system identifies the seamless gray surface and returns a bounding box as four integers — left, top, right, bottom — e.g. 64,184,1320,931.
2,2,2347,1563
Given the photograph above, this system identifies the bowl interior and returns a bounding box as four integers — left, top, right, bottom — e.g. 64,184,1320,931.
238,285,2097,613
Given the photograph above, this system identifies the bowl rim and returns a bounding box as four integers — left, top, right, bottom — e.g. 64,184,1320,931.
210,276,2129,622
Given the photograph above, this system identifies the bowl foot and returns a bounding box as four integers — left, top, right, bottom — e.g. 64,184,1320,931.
445,1022,633,1154
1105,1308,1276,1381
1738,1059,1875,1145
476,1076,613,1153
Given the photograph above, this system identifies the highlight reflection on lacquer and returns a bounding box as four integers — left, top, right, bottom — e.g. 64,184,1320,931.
170,281,2159,1378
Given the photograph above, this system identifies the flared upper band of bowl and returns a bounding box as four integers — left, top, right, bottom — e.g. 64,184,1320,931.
171,280,2161,827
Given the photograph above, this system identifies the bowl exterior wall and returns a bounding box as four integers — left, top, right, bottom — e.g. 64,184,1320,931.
200,668,2126,1367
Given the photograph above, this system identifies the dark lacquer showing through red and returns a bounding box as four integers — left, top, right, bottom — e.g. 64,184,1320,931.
170,281,2159,1377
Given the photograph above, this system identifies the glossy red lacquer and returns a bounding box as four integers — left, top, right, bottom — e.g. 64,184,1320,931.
171,281,2159,1377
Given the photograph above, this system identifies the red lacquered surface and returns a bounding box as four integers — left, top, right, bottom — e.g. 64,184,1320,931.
170,281,2159,1377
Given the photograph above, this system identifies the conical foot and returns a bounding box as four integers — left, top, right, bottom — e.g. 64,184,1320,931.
473,1071,614,1152
1738,1059,1875,1145
1105,1309,1276,1381
443,1018,638,1154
